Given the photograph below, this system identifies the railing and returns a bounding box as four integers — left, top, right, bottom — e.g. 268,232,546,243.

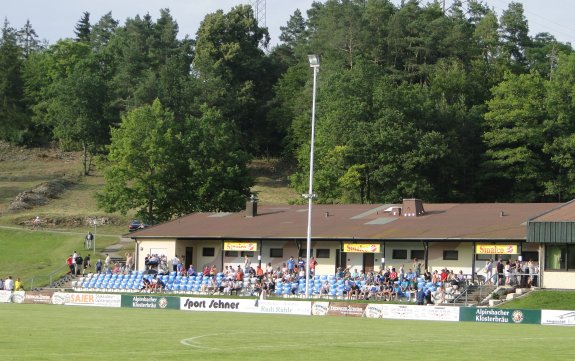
27,265,70,290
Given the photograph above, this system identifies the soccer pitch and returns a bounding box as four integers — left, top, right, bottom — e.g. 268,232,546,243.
0,304,571,360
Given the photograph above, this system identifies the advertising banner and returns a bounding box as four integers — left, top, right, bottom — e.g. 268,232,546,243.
311,302,330,316
326,302,367,317
364,304,384,319
121,295,179,310
342,243,380,253
541,310,575,326
459,307,540,324
379,304,459,322
180,297,260,313
0,290,12,303
21,291,54,304
475,245,518,255
258,300,311,315
51,292,121,308
223,242,258,251
11,291,26,304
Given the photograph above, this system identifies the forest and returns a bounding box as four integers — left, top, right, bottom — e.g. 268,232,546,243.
1,0,575,223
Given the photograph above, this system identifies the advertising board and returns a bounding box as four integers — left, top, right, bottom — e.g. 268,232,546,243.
121,295,179,310
258,300,311,315
180,297,260,313
311,302,330,316
459,307,540,324
326,302,366,317
51,292,121,308
541,310,575,326
0,290,12,303
22,291,53,304
379,304,459,322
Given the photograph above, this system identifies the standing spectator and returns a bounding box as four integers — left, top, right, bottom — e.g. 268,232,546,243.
74,254,83,276
4,276,14,291
310,257,317,276
14,278,24,291
96,259,103,274
266,262,273,276
297,257,305,271
172,255,180,272
287,256,295,274
484,259,493,285
0,278,4,290
83,254,91,275
413,258,422,277
104,254,111,270
67,255,74,275
496,259,504,286
244,255,251,271
85,232,93,250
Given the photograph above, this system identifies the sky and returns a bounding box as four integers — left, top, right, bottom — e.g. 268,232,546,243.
2,0,575,46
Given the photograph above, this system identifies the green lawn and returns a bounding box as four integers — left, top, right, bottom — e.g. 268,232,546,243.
0,228,120,287
502,290,575,310
0,304,572,360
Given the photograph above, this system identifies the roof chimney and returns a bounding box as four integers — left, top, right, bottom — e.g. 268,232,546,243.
402,198,425,217
246,194,258,217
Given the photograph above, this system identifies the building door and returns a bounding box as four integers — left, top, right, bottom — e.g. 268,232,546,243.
336,249,347,272
185,247,194,270
363,253,374,273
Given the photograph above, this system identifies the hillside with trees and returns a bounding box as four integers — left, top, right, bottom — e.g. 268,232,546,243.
1,0,575,224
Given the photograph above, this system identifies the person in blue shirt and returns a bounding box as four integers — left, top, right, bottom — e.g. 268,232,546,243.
287,256,295,274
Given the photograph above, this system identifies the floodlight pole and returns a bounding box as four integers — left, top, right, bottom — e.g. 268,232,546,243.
93,219,97,256
305,54,319,299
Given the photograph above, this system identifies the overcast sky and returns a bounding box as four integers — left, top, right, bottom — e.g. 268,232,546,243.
2,0,575,46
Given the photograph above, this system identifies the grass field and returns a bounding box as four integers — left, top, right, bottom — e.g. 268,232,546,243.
0,303,572,361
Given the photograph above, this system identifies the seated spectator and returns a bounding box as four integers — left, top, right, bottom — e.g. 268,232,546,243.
188,264,196,276
140,277,151,291
320,281,330,296
256,265,264,280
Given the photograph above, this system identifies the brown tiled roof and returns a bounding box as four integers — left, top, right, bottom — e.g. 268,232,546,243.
129,202,560,241
529,199,575,222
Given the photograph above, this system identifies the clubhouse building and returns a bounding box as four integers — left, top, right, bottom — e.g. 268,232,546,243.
128,198,575,289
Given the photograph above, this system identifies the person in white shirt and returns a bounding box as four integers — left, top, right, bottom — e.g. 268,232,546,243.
4,276,14,291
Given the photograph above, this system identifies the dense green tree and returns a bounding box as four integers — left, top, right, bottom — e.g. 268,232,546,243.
0,20,28,142
90,12,119,51
98,100,252,222
46,53,112,174
482,71,548,201
194,5,279,155
74,12,91,43
16,20,42,58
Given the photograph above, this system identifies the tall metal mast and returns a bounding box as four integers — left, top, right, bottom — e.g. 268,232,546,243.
249,0,267,28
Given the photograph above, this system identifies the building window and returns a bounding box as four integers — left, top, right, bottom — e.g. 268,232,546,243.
411,250,425,260
316,249,330,259
299,249,313,258
443,250,459,261
270,248,283,258
521,251,538,262
545,245,575,270
202,247,215,257
224,251,238,258
392,249,407,259
240,251,255,258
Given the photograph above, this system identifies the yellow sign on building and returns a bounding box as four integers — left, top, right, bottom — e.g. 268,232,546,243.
476,244,518,255
343,243,381,253
223,242,258,251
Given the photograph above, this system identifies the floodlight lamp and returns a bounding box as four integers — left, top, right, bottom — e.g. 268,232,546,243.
308,54,320,68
